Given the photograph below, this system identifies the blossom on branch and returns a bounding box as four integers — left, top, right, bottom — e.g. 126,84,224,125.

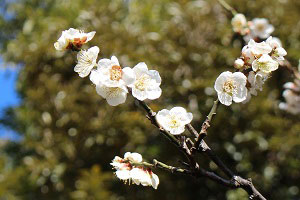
90,56,135,88
242,71,268,103
130,168,159,189
279,81,300,114
54,28,96,51
249,18,274,39
266,36,287,61
156,107,193,135
74,46,99,77
111,152,159,189
95,83,128,106
214,71,247,106
252,54,279,73
128,62,162,101
231,13,249,35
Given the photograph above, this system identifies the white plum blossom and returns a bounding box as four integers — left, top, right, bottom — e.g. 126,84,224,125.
252,54,279,73
130,168,159,189
111,155,132,181
242,71,268,104
156,107,193,135
266,36,287,61
231,14,248,35
247,71,268,96
247,39,272,56
279,81,300,114
54,28,96,51
95,82,128,106
111,152,159,189
242,39,272,65
74,46,99,77
279,89,300,114
214,71,248,106
128,62,162,101
90,56,135,88
124,152,143,163
249,18,274,39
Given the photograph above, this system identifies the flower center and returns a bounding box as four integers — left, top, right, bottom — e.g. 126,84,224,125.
223,79,236,95
135,74,150,91
110,65,123,81
256,24,265,32
168,115,180,129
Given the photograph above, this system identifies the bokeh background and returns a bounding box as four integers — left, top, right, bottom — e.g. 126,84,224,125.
0,0,300,199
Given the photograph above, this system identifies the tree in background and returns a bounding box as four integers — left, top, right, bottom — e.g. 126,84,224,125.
0,0,299,199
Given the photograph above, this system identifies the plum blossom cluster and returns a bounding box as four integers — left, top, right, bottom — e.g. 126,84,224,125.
231,13,274,42
279,80,300,114
54,28,162,106
110,152,159,189
215,26,287,106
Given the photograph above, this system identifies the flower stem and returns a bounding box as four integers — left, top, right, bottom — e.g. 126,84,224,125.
217,0,237,15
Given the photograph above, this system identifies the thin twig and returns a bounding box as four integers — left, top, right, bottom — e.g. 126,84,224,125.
217,0,237,15
192,99,219,153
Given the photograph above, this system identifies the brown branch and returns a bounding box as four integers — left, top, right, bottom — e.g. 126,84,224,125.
281,60,300,80
192,99,219,152
134,98,266,199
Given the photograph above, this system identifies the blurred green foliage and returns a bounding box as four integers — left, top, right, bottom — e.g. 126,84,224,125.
0,0,300,199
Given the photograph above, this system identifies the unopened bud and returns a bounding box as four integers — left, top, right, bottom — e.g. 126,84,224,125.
234,59,244,69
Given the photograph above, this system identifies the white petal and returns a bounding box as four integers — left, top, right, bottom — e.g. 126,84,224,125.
218,92,232,106
133,62,148,77
151,173,159,189
106,89,127,106
146,87,162,100
122,67,136,85
170,126,185,135
148,70,162,85
116,170,131,180
170,107,187,115
111,56,120,66
90,69,101,85
233,87,247,103
132,88,148,101
98,58,113,69
88,46,100,56
232,72,247,86
86,31,96,42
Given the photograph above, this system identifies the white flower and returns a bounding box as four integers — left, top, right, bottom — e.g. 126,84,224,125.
214,71,248,106
90,56,135,88
231,14,248,35
128,62,162,101
95,83,128,106
247,71,268,96
130,168,159,189
234,58,245,69
247,39,272,56
243,71,268,103
266,36,287,61
124,152,143,163
74,46,99,77
111,152,159,189
252,54,279,73
54,28,96,51
250,18,274,39
279,89,300,114
156,107,193,135
111,156,131,181
242,40,272,65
